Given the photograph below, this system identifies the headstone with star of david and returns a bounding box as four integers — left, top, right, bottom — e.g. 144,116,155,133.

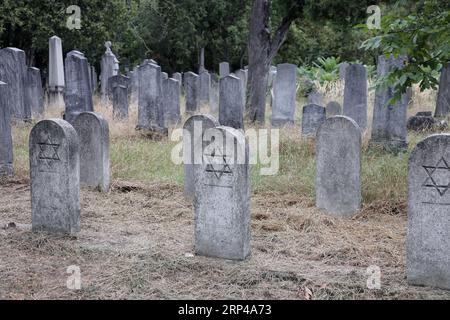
194,126,251,261
407,133,450,290
30,119,80,234
316,116,362,217
73,112,110,192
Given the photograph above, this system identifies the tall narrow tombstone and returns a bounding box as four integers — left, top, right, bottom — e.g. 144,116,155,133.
343,64,368,129
90,66,98,93
100,41,119,103
0,47,29,120
30,119,80,234
164,78,181,125
339,62,349,81
272,63,297,127
27,67,44,117
316,116,362,217
302,104,326,137
129,66,139,103
198,71,211,107
183,115,219,199
73,112,110,192
235,69,248,106
210,76,220,115
162,72,169,80
64,51,94,123
407,134,450,290
219,62,230,77
112,85,129,120
219,75,244,130
184,72,199,115
194,126,251,260
48,36,65,107
0,81,13,176
435,62,450,118
370,55,409,151
326,101,342,117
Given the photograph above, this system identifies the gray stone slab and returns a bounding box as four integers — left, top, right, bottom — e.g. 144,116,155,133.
219,62,230,77
164,78,181,125
435,63,450,118
184,71,199,114
272,63,297,127
48,36,65,107
112,85,129,121
100,42,119,103
219,75,244,130
301,104,326,137
198,71,211,107
326,101,342,117
343,64,368,129
307,90,324,106
27,67,44,117
0,81,13,176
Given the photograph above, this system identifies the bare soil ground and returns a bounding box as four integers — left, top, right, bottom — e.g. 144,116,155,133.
1,178,449,300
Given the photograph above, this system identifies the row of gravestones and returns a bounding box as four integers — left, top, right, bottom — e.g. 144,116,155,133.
182,113,450,290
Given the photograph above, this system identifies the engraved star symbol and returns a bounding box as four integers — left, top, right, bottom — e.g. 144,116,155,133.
422,157,450,197
205,148,233,180
38,138,60,161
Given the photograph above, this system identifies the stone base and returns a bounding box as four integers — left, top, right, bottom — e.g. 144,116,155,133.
48,90,65,108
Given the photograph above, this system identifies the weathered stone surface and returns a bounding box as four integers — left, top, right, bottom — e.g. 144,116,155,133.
112,85,129,120
339,62,349,80
0,81,13,176
164,78,181,125
272,63,297,127
326,101,342,117
194,126,250,260
27,67,44,117
308,90,324,106
48,36,65,107
184,71,199,114
343,64,368,129
108,74,130,98
219,62,230,77
370,55,409,151
219,75,244,130
64,51,94,123
90,66,98,93
30,119,80,234
316,116,362,217
183,115,219,199
210,76,220,114
100,41,119,103
407,113,448,132
301,104,326,137
73,112,110,192
172,72,182,86
407,134,450,290
417,112,432,117
162,72,169,80
435,62,450,118
235,69,248,106
198,71,211,107
0,47,30,120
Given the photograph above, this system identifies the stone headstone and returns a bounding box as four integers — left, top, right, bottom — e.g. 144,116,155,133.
308,90,324,106
162,72,169,80
407,134,450,290
198,71,211,108
184,71,199,115
210,77,220,115
73,112,110,192
27,67,44,117
183,115,219,199
194,126,251,261
272,63,297,127
339,62,349,81
100,41,119,103
0,47,30,120
301,104,326,137
129,66,139,102
371,55,409,151
219,62,230,77
219,75,244,130
90,66,98,93
326,101,342,117
64,51,94,123
112,85,129,120
30,119,80,234
164,78,181,125
234,69,248,107
48,36,65,107
172,72,182,86
316,116,362,217
435,62,450,118
0,81,13,176
343,64,368,129
108,74,130,98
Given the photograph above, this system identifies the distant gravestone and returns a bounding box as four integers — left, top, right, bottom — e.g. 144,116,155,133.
112,85,129,120
308,90,324,106
235,69,248,106
326,101,342,117
272,63,297,127
172,72,182,86
164,78,181,125
301,104,326,137
183,115,219,199
73,112,110,192
27,67,44,117
30,119,80,235
129,66,139,102
64,50,94,123
100,41,119,103
339,62,349,81
219,62,230,77
316,116,362,217
90,66,98,93
48,36,65,107
0,47,30,120
0,81,13,177
407,134,450,290
108,74,130,99
435,63,450,118
194,126,251,261
198,71,211,107
343,64,368,129
219,75,244,130
184,72,199,115
371,55,409,151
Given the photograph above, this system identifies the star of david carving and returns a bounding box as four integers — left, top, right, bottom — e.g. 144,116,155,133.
205,148,233,180
422,157,450,197
38,138,61,161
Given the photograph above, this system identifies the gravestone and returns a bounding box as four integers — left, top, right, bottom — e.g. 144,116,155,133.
219,62,230,77
301,104,326,137
194,126,251,261
27,67,44,117
370,55,409,151
0,47,30,120
112,85,129,120
407,134,450,290
435,62,450,118
162,72,168,81
30,119,80,234
184,72,199,115
100,41,119,103
183,115,220,199
343,64,368,129
129,66,139,102
219,75,244,130
339,62,349,81
210,77,220,115
198,71,211,107
0,81,13,176
316,116,362,217
172,72,182,86
108,74,130,98
164,78,181,125
90,66,98,93
73,112,110,192
308,90,324,106
326,101,342,117
235,69,248,106
48,36,65,107
64,50,94,123
272,63,297,127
